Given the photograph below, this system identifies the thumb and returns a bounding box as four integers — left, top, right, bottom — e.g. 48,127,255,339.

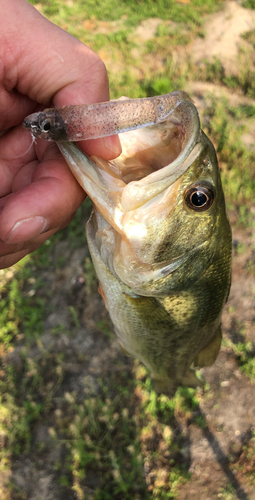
1,0,121,159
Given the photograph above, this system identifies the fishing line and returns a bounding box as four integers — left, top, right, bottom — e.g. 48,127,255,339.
0,135,36,160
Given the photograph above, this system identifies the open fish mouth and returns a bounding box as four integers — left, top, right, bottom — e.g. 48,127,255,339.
23,91,201,214
57,96,201,219
56,94,217,293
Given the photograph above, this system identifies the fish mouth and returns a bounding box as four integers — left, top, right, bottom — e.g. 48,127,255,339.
90,101,201,212
109,118,187,184
57,99,201,231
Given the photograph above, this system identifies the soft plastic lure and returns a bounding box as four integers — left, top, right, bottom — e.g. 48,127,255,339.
23,91,198,142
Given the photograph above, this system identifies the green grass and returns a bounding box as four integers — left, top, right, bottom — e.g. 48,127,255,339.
51,369,202,499
231,341,255,380
230,430,255,486
242,29,255,48
0,316,203,499
0,202,93,496
196,94,255,221
0,257,44,347
242,0,255,8
194,56,255,98
30,0,224,27
0,237,205,497
222,337,255,381
1,0,255,498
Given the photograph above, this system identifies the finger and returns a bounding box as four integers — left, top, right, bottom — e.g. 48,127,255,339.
78,136,122,160
0,86,37,131
0,249,29,269
0,124,37,196
0,239,25,257
0,226,60,268
0,145,85,244
34,134,121,163
2,0,121,159
12,160,38,193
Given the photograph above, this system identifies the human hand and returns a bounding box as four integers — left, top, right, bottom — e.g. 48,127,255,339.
0,0,121,268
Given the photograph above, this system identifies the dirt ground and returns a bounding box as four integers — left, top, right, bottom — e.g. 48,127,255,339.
4,2,255,499
191,1,255,75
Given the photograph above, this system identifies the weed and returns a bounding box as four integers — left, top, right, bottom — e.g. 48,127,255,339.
194,45,255,97
235,342,255,380
231,431,255,484
219,483,236,500
30,0,224,29
51,324,69,336
242,29,255,48
84,257,97,294
154,22,193,48
69,305,80,329
223,338,255,380
2,1,255,498
52,372,194,499
200,95,255,214
236,242,247,255
96,319,114,339
242,0,255,8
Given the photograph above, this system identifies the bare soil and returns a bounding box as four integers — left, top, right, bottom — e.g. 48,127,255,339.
5,2,255,499
190,1,255,75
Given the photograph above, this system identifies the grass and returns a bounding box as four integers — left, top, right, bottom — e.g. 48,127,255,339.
199,95,255,214
0,239,205,498
223,338,255,381
229,430,255,487
0,257,44,348
30,0,224,28
48,369,201,499
0,299,202,499
242,0,255,8
1,0,255,498
0,202,92,497
193,54,255,98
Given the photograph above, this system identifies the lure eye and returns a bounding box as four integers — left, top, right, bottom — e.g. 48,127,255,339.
184,184,214,212
41,119,51,133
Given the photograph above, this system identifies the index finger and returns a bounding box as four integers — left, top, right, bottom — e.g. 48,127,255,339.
2,0,121,159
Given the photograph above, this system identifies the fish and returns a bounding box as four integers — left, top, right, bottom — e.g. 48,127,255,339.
23,91,232,397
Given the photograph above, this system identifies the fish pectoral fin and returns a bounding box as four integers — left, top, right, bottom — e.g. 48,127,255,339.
123,291,142,299
193,326,222,367
118,341,133,357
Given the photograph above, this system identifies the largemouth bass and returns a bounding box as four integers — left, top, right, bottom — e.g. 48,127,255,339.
23,92,232,396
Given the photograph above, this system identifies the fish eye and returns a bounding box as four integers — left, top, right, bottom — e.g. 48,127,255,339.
41,119,51,133
184,184,214,212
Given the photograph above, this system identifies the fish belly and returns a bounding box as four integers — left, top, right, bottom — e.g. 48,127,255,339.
86,214,222,397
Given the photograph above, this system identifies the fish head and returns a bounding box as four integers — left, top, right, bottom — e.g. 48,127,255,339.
57,99,231,296
107,127,230,295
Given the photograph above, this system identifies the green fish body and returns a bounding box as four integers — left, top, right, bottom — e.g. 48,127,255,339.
54,93,231,396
